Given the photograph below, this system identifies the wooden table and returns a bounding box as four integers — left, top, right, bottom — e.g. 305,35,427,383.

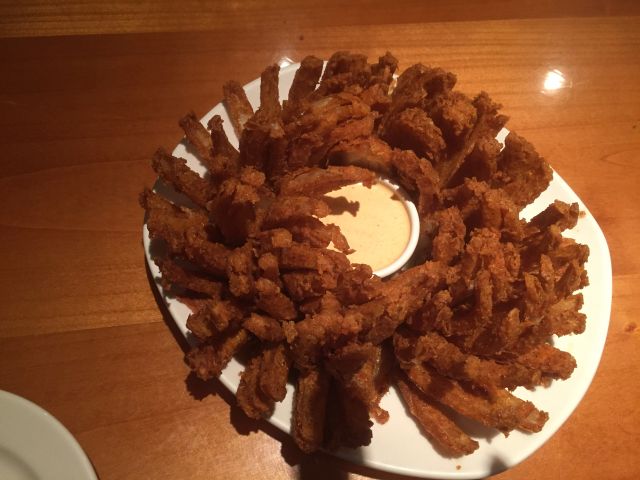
1,2,639,479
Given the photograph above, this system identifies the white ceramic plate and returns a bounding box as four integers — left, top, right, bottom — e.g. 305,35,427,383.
142,63,612,478
0,390,97,480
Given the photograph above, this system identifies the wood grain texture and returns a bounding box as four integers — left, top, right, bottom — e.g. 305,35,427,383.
0,9,639,480
1,0,639,38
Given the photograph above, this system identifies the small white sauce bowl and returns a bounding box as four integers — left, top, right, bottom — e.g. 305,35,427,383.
372,178,420,278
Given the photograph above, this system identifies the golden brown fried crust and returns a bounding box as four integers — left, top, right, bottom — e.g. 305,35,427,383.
425,91,477,143
277,216,352,253
330,384,374,448
243,312,285,342
185,328,249,381
291,308,365,371
284,93,374,170
278,165,377,197
236,351,274,419
289,56,324,102
315,51,369,97
283,55,324,122
282,271,327,302
207,114,240,162
237,66,286,175
431,207,466,265
209,169,272,246
259,343,291,402
334,264,381,305
259,64,282,116
395,330,543,391
238,112,285,174
528,200,579,232
492,131,553,207
516,343,577,381
179,112,214,165
257,252,280,284
263,196,330,228
151,148,216,208
223,80,254,137
225,243,256,299
403,363,547,433
396,375,479,457
141,189,229,277
326,342,391,425
293,368,330,453
362,261,446,344
390,148,441,220
381,107,446,162
143,51,590,457
156,257,223,298
255,277,298,321
328,136,394,176
187,299,245,341
438,92,508,187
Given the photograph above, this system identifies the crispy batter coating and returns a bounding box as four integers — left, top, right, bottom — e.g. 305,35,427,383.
282,271,329,302
516,343,577,381
314,51,370,98
263,195,330,228
151,148,215,208
334,264,381,305
237,66,287,175
259,343,291,402
255,277,297,320
327,135,394,176
385,64,456,120
403,363,547,433
156,257,223,298
143,51,590,457
331,384,374,448
207,114,240,163
278,165,377,197
226,244,255,298
431,207,466,264
277,216,352,253
326,342,391,425
283,55,324,122
186,328,249,380
257,252,280,283
493,132,553,207
529,200,579,232
382,107,446,162
391,149,442,262
236,351,274,419
141,189,229,276
259,64,282,116
209,172,268,246
396,376,479,456
291,307,365,371
425,91,477,143
285,93,374,170
243,312,285,342
394,330,542,391
293,368,330,453
438,92,508,187
363,261,446,344
187,299,245,341
223,80,254,137
179,112,214,165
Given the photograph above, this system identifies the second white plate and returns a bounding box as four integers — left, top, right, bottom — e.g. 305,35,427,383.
0,390,97,480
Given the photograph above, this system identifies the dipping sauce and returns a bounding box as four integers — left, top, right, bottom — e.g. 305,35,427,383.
324,181,413,273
